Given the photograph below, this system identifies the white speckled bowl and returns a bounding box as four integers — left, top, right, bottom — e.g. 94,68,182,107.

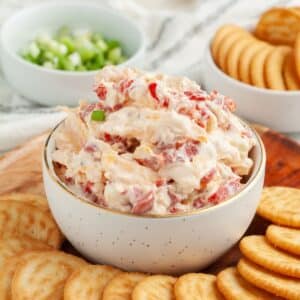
43,122,266,274
203,44,300,133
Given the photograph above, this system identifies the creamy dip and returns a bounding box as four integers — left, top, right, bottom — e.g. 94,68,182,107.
52,66,256,215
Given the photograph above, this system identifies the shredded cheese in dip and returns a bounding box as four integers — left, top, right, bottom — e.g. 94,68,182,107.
52,66,256,215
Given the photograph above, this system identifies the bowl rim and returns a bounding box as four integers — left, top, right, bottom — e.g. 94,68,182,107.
0,2,146,77
43,118,266,219
205,39,300,96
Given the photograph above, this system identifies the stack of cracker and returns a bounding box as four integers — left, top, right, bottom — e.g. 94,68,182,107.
211,7,300,91
0,193,225,300
0,188,299,300
217,187,300,300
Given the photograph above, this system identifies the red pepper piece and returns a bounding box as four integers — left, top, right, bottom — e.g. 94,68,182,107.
95,83,107,100
132,191,154,214
148,82,159,102
184,91,206,101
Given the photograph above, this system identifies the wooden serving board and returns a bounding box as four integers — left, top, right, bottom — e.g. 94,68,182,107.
0,127,300,273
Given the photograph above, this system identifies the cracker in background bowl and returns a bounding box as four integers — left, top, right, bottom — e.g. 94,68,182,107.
238,41,266,84
255,8,300,46
265,46,291,90
211,25,243,61
283,52,300,90
250,45,273,88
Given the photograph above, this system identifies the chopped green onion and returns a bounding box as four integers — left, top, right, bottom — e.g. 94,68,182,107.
28,42,40,58
92,32,104,42
106,40,120,50
43,61,55,69
59,36,75,53
94,52,105,68
96,39,108,52
91,110,106,121
76,65,87,71
20,26,128,71
108,47,122,64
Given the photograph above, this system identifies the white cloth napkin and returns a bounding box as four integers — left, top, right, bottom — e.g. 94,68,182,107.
0,0,299,152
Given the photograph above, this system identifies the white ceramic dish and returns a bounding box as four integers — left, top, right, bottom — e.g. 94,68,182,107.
43,121,266,274
203,44,300,133
0,3,145,106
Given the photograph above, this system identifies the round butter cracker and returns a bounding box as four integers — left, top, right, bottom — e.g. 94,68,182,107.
132,275,176,300
283,53,300,90
64,264,122,300
175,273,223,300
11,251,87,300
239,41,266,84
265,46,291,90
226,37,254,80
238,258,300,300
250,45,273,88
257,187,300,228
103,272,147,300
211,25,243,62
240,235,300,278
217,267,282,300
266,224,300,256
217,29,250,73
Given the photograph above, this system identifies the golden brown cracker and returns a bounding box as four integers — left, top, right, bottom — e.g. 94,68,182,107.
283,52,300,90
266,225,300,256
132,275,176,300
226,37,254,80
64,264,122,300
103,272,147,300
0,251,43,300
11,251,86,300
294,33,300,81
0,236,51,269
0,193,49,211
217,267,281,300
237,258,300,300
265,46,291,90
240,235,300,278
250,45,273,88
289,7,300,15
257,187,300,228
216,29,250,73
211,25,243,61
174,273,224,300
0,200,63,248
239,41,266,84
255,8,300,46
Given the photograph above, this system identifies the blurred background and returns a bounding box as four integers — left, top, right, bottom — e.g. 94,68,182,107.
0,0,298,152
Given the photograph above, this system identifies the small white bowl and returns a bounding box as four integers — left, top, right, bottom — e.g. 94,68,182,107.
203,45,300,133
43,122,266,274
0,3,145,106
